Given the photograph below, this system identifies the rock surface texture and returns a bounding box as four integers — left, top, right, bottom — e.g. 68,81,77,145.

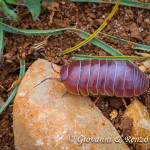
13,59,129,150
123,99,150,149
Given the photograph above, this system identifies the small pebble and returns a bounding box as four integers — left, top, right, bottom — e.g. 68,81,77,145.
109,110,118,119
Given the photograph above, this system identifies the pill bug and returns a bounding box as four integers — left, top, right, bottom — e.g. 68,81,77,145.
35,60,149,107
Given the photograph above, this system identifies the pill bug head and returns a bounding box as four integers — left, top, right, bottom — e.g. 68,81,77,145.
34,62,67,87
59,65,68,82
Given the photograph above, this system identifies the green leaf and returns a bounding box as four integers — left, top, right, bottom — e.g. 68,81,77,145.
0,18,4,65
0,21,63,35
77,30,136,64
5,0,24,5
23,0,41,20
70,0,150,9
0,58,25,114
72,54,150,61
80,31,123,56
1,22,149,65
104,33,150,52
0,0,19,22
1,21,149,53
0,22,132,65
0,22,124,57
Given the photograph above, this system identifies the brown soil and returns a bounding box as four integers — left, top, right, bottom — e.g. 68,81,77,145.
0,0,150,149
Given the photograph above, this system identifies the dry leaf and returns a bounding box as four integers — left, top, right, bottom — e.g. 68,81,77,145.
42,1,60,11
135,52,150,57
42,1,60,24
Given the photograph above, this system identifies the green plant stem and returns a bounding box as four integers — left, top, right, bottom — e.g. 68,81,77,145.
0,22,124,57
1,21,149,52
1,21,150,64
0,58,25,114
6,0,150,9
104,33,150,52
0,0,19,22
0,18,4,65
72,54,150,60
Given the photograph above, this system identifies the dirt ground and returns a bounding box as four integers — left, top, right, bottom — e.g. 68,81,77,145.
0,0,150,149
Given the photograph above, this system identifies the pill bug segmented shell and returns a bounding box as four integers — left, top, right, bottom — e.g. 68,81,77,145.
59,60,149,97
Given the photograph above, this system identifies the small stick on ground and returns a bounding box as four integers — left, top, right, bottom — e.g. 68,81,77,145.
32,35,51,50
0,83,5,90
7,75,24,92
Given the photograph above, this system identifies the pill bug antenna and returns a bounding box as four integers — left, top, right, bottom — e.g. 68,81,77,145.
51,59,59,74
34,77,60,88
34,59,60,88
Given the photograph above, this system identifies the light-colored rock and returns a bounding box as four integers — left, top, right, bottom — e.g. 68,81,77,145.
13,59,129,150
139,65,146,72
139,60,150,72
143,60,150,69
123,99,150,149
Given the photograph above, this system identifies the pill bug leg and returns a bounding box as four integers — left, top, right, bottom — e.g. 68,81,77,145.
62,91,69,97
91,95,102,107
129,98,134,103
121,97,128,109
35,60,61,88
